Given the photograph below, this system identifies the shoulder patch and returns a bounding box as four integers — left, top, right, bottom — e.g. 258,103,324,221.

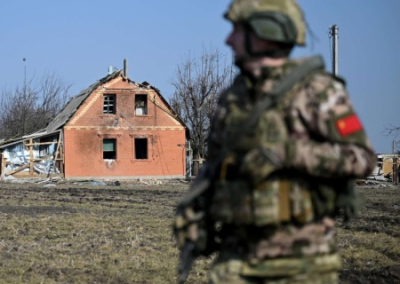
335,114,363,136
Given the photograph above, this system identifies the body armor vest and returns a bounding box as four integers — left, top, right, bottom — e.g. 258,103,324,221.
208,56,336,226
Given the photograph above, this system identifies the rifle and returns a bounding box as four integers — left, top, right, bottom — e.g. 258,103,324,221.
175,175,215,284
177,242,195,284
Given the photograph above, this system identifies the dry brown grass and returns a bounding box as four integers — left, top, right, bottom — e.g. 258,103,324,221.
337,186,400,284
0,182,398,283
0,182,189,284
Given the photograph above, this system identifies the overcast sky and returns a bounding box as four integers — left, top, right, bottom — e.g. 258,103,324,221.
1,0,399,153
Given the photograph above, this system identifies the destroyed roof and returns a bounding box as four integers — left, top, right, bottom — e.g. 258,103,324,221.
45,71,122,133
0,130,61,149
44,70,190,138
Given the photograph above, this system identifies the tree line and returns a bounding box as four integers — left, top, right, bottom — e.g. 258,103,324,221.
0,72,71,140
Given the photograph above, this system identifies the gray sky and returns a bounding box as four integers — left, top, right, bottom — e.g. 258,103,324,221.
1,0,399,153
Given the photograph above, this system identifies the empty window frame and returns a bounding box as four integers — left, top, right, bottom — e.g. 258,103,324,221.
135,138,148,159
135,94,147,115
103,94,116,114
38,136,57,157
103,139,116,159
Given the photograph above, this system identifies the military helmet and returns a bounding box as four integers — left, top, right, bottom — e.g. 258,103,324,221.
225,0,306,46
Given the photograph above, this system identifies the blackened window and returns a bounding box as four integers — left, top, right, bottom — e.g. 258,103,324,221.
103,94,116,114
103,139,116,159
135,138,148,159
135,95,147,115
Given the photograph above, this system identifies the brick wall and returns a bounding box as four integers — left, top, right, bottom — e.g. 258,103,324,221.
63,76,187,179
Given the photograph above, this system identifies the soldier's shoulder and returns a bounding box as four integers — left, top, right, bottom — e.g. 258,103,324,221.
310,70,346,86
304,69,348,99
289,56,346,89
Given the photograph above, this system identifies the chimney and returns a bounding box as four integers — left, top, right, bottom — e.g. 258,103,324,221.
108,66,113,75
123,58,128,77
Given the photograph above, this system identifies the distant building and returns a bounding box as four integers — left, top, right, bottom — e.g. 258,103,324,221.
371,154,399,182
0,65,189,180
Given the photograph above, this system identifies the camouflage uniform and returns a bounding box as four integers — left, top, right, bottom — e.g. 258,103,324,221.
203,57,376,283
174,1,376,283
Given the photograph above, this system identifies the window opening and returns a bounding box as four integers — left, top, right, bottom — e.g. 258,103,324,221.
39,136,57,157
103,139,116,159
103,94,116,114
135,138,148,159
135,94,147,115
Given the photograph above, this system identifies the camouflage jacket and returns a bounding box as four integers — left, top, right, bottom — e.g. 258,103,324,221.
208,57,376,181
202,56,376,263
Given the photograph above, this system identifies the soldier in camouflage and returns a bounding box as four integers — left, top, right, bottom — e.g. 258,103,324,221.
174,0,376,283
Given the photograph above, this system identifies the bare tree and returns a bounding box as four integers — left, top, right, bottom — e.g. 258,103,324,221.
170,47,235,164
385,125,400,138
383,124,400,154
0,72,71,140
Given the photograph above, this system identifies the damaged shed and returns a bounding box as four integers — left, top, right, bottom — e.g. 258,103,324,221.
0,66,189,180
0,131,63,179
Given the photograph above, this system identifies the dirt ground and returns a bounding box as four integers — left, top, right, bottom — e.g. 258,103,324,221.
336,183,400,284
0,179,398,283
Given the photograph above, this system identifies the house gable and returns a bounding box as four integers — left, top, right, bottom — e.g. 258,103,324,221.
64,74,185,132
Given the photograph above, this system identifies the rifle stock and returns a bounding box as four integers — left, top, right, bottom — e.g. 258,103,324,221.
177,242,195,284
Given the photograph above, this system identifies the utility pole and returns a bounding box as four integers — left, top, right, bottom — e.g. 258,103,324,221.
23,58,27,87
186,141,192,180
329,25,339,76
23,58,27,135
392,141,398,185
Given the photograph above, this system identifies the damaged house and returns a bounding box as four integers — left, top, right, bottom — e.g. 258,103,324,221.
370,153,399,183
0,64,189,180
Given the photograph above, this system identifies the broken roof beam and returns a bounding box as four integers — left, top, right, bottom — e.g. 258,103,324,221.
5,164,30,176
23,141,58,146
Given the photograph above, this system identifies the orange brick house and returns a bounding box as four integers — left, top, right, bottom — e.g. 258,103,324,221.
0,67,189,180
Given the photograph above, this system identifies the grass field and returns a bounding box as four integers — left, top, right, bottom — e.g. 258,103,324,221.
0,181,398,284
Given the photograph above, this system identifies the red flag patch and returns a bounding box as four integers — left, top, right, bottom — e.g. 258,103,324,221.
335,114,363,136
